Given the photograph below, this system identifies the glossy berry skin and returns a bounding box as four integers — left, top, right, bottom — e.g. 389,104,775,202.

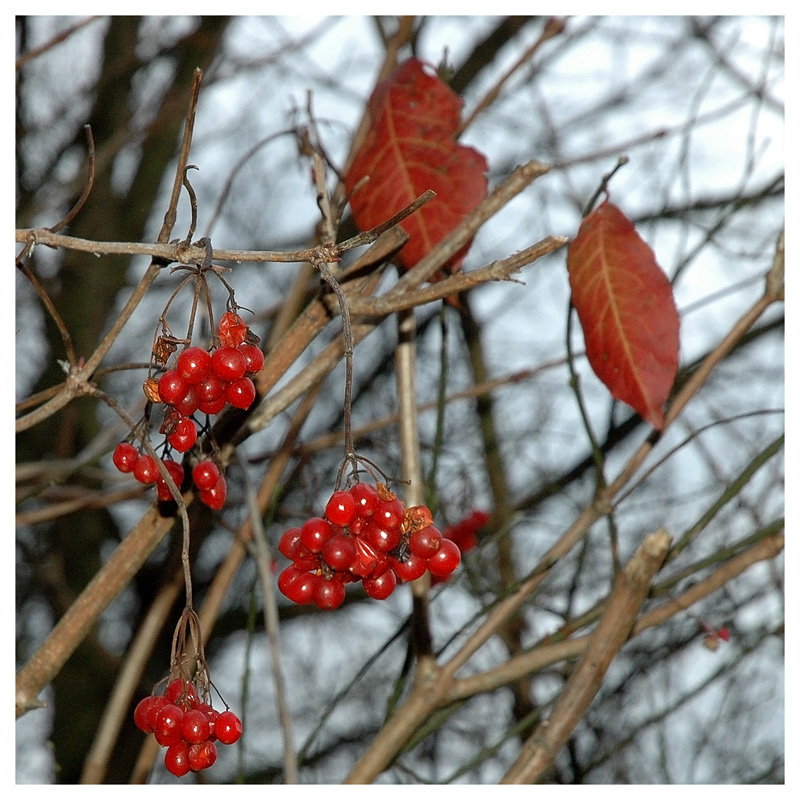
156,459,185,502
350,482,379,517
212,346,247,382
173,386,199,417
278,566,317,605
300,517,335,553
198,394,227,416
374,496,405,531
409,525,443,559
325,490,357,527
199,474,227,510
133,454,160,485
134,696,158,733
192,460,220,492
177,347,212,384
154,703,185,746
278,527,302,560
146,695,168,731
158,370,189,406
362,520,401,553
167,416,197,453
313,576,346,610
363,569,396,600
426,538,461,578
194,703,219,738
113,442,139,473
182,709,211,744
225,376,256,410
391,552,428,582
164,740,191,777
188,740,218,772
215,710,243,745
195,373,224,403
238,343,264,374
165,678,197,707
321,534,356,571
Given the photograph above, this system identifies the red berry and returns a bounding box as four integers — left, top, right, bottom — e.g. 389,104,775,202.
158,370,189,407
321,534,357,571
177,346,212,384
154,703,185,746
300,517,335,553
164,740,191,777
113,442,139,473
290,543,319,571
198,394,227,415
133,453,159,485
391,552,428,582
278,527,302,560
363,569,397,600
374,496,405,531
156,459,185,502
146,694,168,731
199,474,227,510
313,575,346,610
182,709,211,744
212,346,247,382
217,311,248,348
192,460,220,492
409,525,443,559
167,416,197,453
350,482,379,517
427,538,461,578
278,566,317,604
350,537,386,578
225,376,256,409
165,678,197,707
194,703,219,738
362,520,402,553
188,739,218,772
173,385,199,417
195,373,224,403
215,710,243,745
325,490,357,527
134,695,158,733
238,343,264,374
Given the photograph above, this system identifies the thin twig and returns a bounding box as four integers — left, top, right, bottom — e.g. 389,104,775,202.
500,529,671,783
15,69,206,435
458,17,566,137
80,568,184,784
395,307,434,660
238,454,299,784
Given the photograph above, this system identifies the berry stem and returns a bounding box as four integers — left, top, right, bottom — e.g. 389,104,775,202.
312,253,356,462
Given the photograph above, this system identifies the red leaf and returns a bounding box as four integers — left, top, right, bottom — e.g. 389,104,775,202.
345,58,488,277
567,201,680,429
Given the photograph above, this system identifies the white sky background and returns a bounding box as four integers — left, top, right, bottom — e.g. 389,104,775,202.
13,13,789,787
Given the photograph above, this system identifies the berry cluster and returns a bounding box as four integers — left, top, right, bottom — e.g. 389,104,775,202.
112,443,228,510
111,312,263,510
134,678,242,778
278,482,461,610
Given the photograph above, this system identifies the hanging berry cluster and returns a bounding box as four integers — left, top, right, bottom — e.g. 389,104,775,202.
134,678,242,777
133,605,242,779
110,310,263,511
278,481,462,610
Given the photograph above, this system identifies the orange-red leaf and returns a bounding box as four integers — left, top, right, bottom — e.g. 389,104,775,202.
344,58,488,277
567,200,680,429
